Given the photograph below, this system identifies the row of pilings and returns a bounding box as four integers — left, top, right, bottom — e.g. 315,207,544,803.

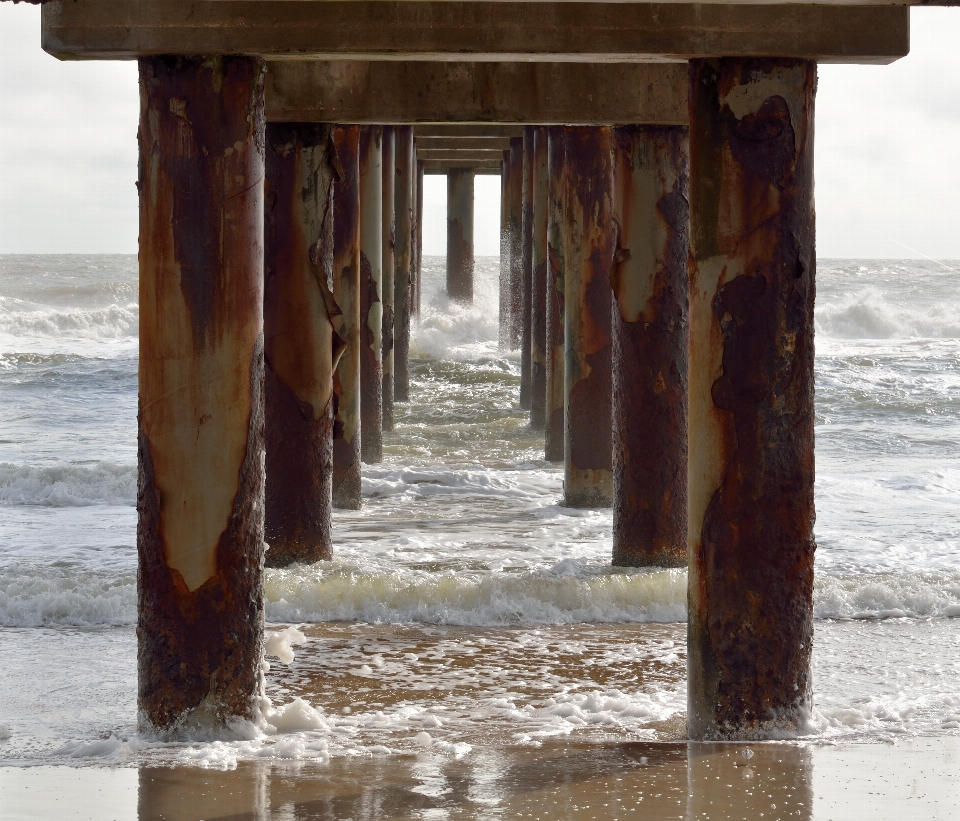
137,54,815,744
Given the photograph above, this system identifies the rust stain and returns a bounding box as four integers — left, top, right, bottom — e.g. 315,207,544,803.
394,126,414,403
381,126,396,432
530,126,549,432
563,127,614,508
687,58,817,741
611,125,689,569
263,122,337,567
332,125,362,510
545,127,566,463
137,55,265,733
360,126,384,465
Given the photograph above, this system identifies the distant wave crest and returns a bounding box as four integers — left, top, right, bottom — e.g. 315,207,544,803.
816,289,960,339
0,461,136,507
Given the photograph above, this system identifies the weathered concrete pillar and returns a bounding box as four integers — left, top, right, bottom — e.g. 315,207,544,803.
394,125,414,402
687,58,817,740
563,127,614,508
611,126,689,568
499,152,512,348
137,55,265,734
446,168,475,302
508,137,524,350
519,126,535,410
545,127,566,463
415,158,425,317
264,124,337,569
332,125,362,510
359,126,383,464
381,126,396,431
530,126,549,431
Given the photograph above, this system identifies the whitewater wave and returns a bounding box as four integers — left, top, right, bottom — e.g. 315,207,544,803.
0,461,135,507
0,301,138,340
816,288,960,339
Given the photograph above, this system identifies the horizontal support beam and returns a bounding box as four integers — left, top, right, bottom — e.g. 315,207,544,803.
266,62,688,125
417,149,506,160
416,137,512,150
43,3,908,65
415,126,524,138
423,160,502,173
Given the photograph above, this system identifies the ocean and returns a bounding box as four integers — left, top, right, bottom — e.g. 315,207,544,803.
1,254,959,807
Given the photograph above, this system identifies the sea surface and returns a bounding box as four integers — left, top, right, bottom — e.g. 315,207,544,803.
1,255,959,770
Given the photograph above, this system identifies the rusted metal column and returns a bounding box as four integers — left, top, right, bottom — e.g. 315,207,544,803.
611,126,689,568
499,152,512,349
394,125,414,403
415,158,425,316
508,137,524,350
137,56,265,734
332,125,362,510
264,125,337,569
381,126,396,431
545,127,566,463
359,126,383,464
519,126,535,410
687,58,817,741
563,127,614,508
446,168,475,302
530,127,549,430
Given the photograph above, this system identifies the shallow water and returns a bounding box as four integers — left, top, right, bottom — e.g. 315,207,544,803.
1,254,959,770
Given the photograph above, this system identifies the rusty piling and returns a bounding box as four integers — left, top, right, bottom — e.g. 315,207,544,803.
394,125,414,403
519,126,535,410
611,126,689,568
359,126,383,464
447,168,475,302
264,124,337,569
499,151,512,348
687,58,817,740
530,127,549,430
381,126,396,431
331,125,363,510
545,127,566,463
563,127,614,508
137,56,266,734
508,137,524,350
415,158,425,317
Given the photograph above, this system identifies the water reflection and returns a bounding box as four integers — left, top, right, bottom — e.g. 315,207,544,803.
137,740,812,820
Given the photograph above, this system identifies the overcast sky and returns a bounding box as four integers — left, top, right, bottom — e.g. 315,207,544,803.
2,6,960,258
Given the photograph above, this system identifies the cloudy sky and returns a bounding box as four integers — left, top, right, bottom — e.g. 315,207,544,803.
2,6,959,258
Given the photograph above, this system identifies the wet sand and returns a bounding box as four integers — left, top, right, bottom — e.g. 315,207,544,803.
3,737,959,820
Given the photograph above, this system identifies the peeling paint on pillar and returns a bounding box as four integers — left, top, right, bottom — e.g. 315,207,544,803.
415,158,425,317
563,127,614,508
264,123,337,569
499,153,511,349
447,168,475,302
360,126,383,463
332,125,362,510
519,126,535,411
687,58,817,741
545,127,566,463
381,126,396,431
530,127,549,431
508,137,524,351
611,125,689,569
394,126,414,403
137,55,266,734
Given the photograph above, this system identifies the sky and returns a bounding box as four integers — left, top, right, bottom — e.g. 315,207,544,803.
2,6,960,259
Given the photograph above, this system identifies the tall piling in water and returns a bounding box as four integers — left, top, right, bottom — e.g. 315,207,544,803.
332,125,362,510
394,126,414,403
381,126,396,431
611,126,689,568
359,126,384,464
264,124,337,568
530,127,549,431
499,151,512,348
137,55,266,733
415,158,425,317
687,58,817,740
545,127,566,463
519,126,535,410
447,168,475,302
562,127,614,508
508,137,524,350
